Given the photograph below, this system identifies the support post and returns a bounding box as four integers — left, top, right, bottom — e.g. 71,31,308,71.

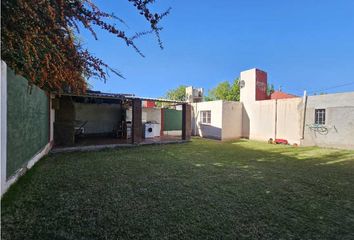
160,108,164,136
182,103,191,140
132,99,142,144
1,61,8,196
301,90,308,139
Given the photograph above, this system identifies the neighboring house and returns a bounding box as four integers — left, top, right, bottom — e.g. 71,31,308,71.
190,68,354,149
270,91,297,99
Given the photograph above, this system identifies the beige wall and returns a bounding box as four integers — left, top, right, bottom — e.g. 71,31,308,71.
301,92,354,149
244,100,276,141
276,98,303,144
222,101,243,140
242,98,303,144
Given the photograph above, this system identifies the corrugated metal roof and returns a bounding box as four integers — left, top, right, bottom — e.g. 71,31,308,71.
126,96,186,104
56,90,187,103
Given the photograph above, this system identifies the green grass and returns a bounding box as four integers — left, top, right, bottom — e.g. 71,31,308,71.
2,138,354,240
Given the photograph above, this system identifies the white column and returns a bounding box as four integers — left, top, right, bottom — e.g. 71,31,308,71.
1,60,8,196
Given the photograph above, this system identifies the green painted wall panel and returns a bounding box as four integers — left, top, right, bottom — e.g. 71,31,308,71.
163,109,182,131
7,68,49,177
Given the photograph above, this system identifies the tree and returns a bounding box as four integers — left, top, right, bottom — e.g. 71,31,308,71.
267,83,275,95
166,85,187,101
1,0,170,93
206,78,240,101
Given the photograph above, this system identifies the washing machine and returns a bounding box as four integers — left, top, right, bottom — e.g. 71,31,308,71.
144,123,155,138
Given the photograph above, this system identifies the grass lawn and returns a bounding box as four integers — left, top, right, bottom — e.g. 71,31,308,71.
2,138,354,240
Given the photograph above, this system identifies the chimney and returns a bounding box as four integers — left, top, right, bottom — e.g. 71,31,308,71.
240,68,268,103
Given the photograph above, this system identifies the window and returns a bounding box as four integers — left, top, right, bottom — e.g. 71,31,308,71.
200,111,211,124
315,109,326,125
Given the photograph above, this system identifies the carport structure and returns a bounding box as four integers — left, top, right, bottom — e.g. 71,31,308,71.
53,91,191,151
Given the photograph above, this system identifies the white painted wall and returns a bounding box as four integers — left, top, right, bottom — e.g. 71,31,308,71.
192,100,243,140
240,68,257,104
192,100,223,140
301,92,354,149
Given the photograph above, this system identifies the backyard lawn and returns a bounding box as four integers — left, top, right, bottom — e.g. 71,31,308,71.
1,138,354,240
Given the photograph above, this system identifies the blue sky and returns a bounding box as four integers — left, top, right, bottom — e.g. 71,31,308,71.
81,1,354,97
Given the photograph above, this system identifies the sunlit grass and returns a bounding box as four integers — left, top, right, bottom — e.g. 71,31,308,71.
2,138,354,239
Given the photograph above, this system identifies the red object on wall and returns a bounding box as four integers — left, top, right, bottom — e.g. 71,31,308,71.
144,101,156,108
255,69,269,101
275,139,288,145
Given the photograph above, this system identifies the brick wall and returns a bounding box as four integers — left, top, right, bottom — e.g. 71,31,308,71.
132,99,142,144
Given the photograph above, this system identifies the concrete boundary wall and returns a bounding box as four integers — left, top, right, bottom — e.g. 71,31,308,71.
301,92,354,149
239,68,354,148
274,98,303,144
222,101,243,140
242,98,303,144
243,100,276,141
193,92,354,148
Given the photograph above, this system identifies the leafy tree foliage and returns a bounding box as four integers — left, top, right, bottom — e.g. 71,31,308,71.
206,79,240,101
206,79,275,101
1,0,170,92
166,85,187,101
267,83,275,95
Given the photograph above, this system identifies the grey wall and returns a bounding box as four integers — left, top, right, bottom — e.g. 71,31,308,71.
74,103,121,134
301,92,354,149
